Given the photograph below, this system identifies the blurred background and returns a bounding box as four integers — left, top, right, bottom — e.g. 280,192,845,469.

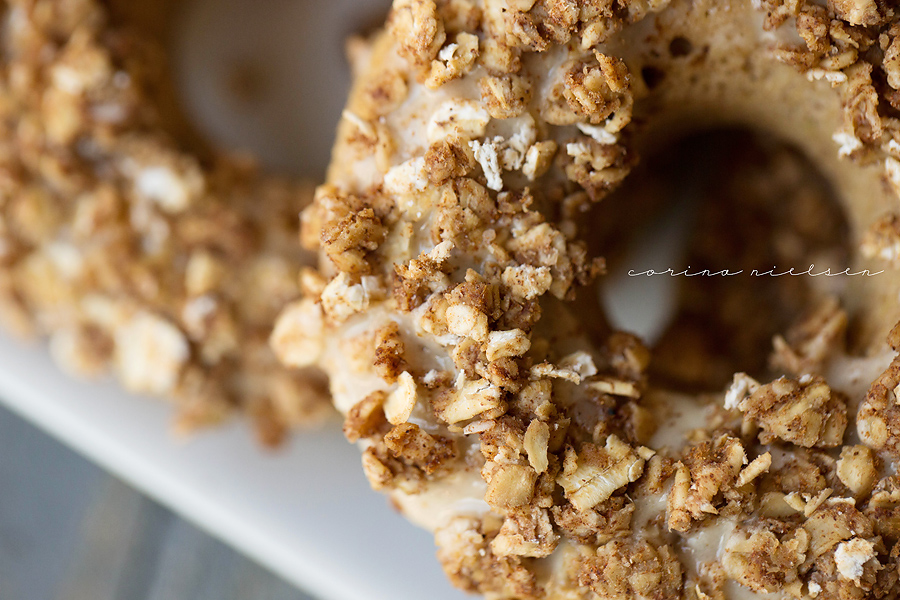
1,0,394,598
0,404,312,600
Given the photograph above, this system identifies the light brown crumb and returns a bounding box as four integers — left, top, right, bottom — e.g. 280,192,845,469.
728,375,847,448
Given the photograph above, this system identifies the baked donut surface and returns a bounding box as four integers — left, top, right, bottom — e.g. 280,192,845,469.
273,0,900,597
0,0,331,444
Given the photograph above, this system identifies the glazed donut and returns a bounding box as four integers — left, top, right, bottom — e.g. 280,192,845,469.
272,0,900,597
0,0,330,444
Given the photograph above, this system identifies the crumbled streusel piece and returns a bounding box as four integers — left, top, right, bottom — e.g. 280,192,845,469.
722,527,809,593
668,435,746,532
834,538,877,583
392,0,446,70
577,539,682,600
729,375,847,448
480,75,532,120
426,32,479,89
862,213,900,265
491,507,558,558
343,391,388,443
384,422,457,474
771,298,848,376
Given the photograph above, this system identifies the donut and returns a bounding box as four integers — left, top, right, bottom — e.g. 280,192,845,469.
272,0,900,597
0,0,331,444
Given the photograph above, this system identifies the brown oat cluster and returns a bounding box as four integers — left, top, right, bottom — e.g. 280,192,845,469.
270,0,900,597
0,0,331,444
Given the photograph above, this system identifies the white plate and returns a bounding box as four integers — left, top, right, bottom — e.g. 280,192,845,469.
2,1,471,599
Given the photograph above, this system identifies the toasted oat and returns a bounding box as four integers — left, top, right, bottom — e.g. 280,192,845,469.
735,452,772,488
480,75,532,120
501,265,553,300
557,436,649,512
523,420,550,473
486,329,531,362
438,378,505,424
531,351,598,384
446,303,490,342
586,376,640,398
115,311,189,396
829,0,883,26
384,371,418,424
836,445,879,497
521,141,558,180
427,99,492,143
486,464,539,508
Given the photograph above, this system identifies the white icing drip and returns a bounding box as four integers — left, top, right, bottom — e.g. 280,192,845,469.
648,390,713,451
826,350,893,408
391,468,490,531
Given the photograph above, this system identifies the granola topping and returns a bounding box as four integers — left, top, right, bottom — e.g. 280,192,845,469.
274,0,900,596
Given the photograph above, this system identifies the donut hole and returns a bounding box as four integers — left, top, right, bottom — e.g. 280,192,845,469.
109,0,392,178
599,129,851,392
